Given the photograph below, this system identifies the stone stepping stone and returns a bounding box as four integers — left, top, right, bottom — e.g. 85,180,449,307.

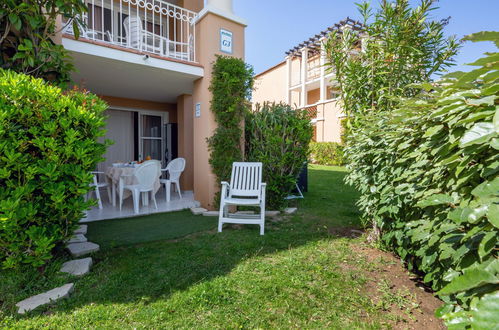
60,257,93,276
67,234,87,244
284,207,297,214
74,225,87,235
191,207,208,215
203,211,219,217
67,242,100,257
265,211,280,217
16,283,74,314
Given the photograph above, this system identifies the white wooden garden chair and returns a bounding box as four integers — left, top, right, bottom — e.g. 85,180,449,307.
160,158,186,202
218,162,267,235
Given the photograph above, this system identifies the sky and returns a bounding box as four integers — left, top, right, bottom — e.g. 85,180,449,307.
233,0,499,75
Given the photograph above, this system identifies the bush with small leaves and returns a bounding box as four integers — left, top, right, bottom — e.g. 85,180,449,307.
246,103,313,209
0,70,108,269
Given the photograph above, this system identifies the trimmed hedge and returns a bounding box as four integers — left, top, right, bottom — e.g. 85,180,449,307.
309,142,345,166
0,70,108,269
345,32,498,328
246,103,313,209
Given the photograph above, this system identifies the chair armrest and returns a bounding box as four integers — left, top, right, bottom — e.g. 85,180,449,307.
91,171,104,174
220,181,230,199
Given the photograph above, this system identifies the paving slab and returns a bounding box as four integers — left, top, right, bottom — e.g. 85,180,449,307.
265,211,280,217
60,258,93,276
16,283,74,314
67,234,87,244
67,242,100,257
74,225,87,235
203,211,219,217
191,207,208,215
284,207,298,214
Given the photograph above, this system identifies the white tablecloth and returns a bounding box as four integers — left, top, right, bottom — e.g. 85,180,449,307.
105,166,161,200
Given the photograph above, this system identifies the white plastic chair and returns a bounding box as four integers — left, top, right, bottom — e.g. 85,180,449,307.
160,158,186,202
123,16,167,55
119,160,160,214
89,171,111,209
218,162,267,235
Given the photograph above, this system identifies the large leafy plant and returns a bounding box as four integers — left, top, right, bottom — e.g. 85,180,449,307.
245,103,313,209
0,0,87,86
345,32,498,328
0,70,108,269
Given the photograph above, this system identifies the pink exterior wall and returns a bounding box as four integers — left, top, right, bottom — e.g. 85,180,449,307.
192,12,246,209
253,62,287,106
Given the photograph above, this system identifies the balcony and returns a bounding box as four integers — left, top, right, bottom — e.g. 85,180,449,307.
63,0,198,64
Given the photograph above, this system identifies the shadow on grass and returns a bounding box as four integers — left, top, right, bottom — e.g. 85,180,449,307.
2,165,362,320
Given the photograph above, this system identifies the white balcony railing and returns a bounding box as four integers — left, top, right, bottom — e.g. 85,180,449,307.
63,0,198,63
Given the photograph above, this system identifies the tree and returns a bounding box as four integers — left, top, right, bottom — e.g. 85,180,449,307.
325,0,460,119
0,0,87,86
324,0,460,239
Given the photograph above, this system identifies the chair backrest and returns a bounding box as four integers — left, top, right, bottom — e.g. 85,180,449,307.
166,158,186,181
134,161,160,188
229,162,262,197
123,16,142,48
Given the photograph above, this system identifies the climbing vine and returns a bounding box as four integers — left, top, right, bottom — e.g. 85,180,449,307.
207,55,254,202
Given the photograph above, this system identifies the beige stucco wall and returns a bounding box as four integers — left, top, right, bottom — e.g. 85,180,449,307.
177,94,194,191
192,12,246,209
307,88,320,105
315,100,343,143
252,62,287,106
99,95,177,122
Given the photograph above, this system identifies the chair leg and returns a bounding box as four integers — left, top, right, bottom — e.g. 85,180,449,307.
176,181,182,199
151,191,158,209
132,189,139,214
119,185,124,211
95,186,103,209
218,201,225,233
166,181,171,202
106,186,112,203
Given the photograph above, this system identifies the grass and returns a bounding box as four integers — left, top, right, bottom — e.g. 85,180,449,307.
0,165,425,328
86,211,218,248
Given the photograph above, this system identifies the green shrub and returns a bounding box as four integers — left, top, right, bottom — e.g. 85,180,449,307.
0,70,108,269
207,56,254,206
345,32,498,328
246,103,313,209
309,142,345,166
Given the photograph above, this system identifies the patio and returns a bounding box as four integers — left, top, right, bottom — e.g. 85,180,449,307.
82,189,199,222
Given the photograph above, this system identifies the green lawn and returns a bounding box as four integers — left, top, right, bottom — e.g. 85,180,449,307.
86,211,219,248
0,165,436,328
